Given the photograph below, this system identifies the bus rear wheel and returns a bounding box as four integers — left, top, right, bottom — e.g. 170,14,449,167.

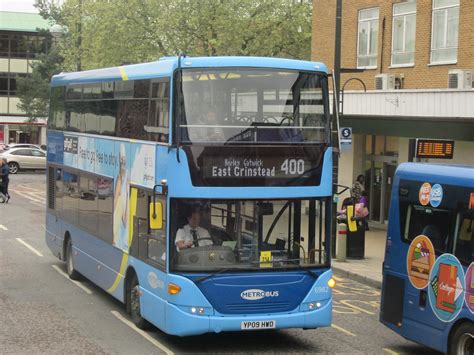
65,239,81,280
128,274,150,330
450,322,474,355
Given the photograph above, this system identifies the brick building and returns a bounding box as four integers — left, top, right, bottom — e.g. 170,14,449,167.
312,0,474,225
0,11,52,146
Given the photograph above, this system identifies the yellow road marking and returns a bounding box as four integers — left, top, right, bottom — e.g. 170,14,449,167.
52,265,92,294
16,238,43,257
0,224,8,231
383,348,399,355
331,324,356,337
111,311,174,355
332,288,346,295
339,300,376,315
333,304,360,314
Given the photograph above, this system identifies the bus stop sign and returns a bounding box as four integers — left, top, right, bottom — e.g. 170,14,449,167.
339,127,352,150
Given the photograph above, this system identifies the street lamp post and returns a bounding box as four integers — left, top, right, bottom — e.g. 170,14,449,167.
331,0,343,258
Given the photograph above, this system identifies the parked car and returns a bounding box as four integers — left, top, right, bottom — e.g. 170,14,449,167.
0,147,46,174
3,143,45,151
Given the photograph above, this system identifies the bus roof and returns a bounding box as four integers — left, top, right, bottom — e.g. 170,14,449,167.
396,163,474,188
50,56,329,87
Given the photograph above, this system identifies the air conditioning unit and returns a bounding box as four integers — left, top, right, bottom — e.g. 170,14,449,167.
375,74,396,90
448,69,473,89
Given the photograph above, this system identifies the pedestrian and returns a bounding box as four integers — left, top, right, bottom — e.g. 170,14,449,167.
357,191,370,230
351,174,365,202
0,158,10,203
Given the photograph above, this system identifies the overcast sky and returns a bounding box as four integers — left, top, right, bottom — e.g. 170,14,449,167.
0,0,38,13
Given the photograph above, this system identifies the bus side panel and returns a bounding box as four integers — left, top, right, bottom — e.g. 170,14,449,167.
45,210,64,260
130,258,168,330
63,221,126,302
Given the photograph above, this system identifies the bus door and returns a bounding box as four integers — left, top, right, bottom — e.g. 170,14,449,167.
130,187,167,271
129,187,168,322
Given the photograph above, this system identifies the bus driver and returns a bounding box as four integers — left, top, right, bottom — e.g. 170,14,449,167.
176,206,213,250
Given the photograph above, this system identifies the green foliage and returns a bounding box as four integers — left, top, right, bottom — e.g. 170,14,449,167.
20,0,311,118
35,0,312,71
16,48,64,121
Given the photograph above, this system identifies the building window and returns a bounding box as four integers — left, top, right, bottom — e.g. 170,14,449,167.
392,1,416,66
431,0,460,64
357,8,379,69
0,73,25,97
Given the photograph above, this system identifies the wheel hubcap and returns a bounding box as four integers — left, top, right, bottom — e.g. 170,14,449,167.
457,333,474,355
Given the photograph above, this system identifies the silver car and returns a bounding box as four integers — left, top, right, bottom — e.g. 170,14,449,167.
0,147,46,174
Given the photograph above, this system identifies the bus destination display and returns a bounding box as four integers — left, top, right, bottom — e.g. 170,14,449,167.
202,156,312,179
416,139,454,159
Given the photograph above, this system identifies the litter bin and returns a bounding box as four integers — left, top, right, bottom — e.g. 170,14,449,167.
346,218,366,259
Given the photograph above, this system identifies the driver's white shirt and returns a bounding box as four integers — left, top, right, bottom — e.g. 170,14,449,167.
175,224,212,249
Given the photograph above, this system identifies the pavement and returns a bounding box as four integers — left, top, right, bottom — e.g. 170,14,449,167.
332,225,387,289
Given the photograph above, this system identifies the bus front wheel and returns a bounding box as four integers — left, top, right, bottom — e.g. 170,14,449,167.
128,274,150,330
450,322,474,355
65,239,81,280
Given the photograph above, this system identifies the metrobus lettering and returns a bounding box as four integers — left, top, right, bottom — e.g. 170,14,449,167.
241,289,279,300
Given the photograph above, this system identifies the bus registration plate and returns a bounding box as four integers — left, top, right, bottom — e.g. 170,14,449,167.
241,320,276,330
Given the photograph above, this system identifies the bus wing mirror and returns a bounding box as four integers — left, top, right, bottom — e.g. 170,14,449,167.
149,202,163,230
257,202,274,215
346,205,357,232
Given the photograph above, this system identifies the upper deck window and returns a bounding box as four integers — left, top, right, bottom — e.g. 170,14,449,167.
177,68,329,145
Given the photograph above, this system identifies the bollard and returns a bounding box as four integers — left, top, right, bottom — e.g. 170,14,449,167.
336,223,347,262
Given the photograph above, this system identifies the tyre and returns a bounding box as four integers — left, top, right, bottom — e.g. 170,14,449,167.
128,274,150,329
8,162,19,174
65,239,81,280
449,322,474,355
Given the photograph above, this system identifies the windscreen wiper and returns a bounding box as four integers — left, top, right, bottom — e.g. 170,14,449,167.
249,258,318,279
194,268,240,284
281,259,319,279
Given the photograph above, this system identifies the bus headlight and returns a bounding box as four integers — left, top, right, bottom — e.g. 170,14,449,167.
302,300,327,311
190,307,206,315
308,302,322,310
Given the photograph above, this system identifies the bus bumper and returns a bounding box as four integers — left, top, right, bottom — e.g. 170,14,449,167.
164,299,332,336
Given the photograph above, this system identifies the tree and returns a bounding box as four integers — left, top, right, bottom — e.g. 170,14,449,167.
34,0,312,71
16,40,64,121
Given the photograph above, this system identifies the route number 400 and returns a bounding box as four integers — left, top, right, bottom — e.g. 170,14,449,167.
281,159,305,175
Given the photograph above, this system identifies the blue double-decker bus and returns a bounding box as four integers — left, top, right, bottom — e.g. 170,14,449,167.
45,56,336,336
381,163,473,354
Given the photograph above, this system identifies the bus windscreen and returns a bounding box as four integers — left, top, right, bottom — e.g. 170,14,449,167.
170,198,329,272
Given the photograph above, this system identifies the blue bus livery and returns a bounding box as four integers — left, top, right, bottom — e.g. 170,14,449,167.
46,56,336,336
380,163,473,354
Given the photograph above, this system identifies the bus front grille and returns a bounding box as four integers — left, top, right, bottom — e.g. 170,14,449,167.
226,302,291,313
